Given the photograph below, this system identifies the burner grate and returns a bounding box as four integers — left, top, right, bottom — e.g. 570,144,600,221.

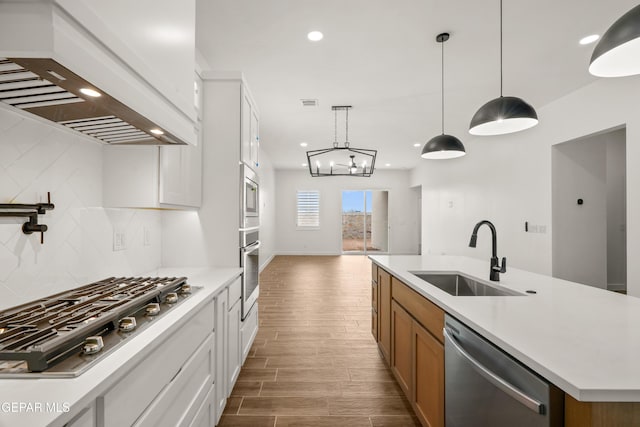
0,276,187,372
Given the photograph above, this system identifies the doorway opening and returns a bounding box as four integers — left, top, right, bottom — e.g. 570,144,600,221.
552,127,626,292
341,190,388,253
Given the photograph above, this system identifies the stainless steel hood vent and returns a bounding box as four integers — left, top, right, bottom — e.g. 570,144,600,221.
0,58,186,145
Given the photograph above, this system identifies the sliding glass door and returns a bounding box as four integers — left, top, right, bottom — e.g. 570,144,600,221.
341,190,388,253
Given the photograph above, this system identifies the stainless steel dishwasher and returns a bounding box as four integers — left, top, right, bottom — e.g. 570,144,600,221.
444,315,564,426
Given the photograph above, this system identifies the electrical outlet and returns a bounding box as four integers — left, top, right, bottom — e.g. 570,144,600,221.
113,232,126,251
143,227,151,246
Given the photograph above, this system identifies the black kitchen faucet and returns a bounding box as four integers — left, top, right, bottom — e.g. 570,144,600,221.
469,220,506,281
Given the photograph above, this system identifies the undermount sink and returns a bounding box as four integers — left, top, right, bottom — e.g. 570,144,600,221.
409,272,525,297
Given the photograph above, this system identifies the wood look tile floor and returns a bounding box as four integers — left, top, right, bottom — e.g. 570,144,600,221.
220,255,420,427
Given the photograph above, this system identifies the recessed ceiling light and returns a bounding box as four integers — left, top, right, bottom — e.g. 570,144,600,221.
413,143,421,147
300,142,308,147
302,163,308,167
307,31,323,42
385,163,391,167
80,88,101,97
580,34,600,45
150,128,164,135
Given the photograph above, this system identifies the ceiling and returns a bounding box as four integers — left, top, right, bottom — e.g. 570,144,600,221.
196,0,637,170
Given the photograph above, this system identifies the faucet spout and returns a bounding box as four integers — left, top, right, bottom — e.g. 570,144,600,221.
468,220,505,281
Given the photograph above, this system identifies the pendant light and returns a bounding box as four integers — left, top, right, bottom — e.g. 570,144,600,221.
421,33,466,160
469,0,538,136
589,5,640,77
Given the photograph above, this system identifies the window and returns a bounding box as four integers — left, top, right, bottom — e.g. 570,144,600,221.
297,190,320,228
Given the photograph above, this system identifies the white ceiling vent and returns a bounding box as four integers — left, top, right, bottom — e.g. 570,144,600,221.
301,99,319,109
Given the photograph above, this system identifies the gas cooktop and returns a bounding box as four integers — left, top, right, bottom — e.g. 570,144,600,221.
0,276,198,378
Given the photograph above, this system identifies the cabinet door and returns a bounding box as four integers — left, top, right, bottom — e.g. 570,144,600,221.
413,321,444,427
241,93,252,166
227,298,242,396
214,292,227,423
66,403,95,427
391,301,412,397
378,269,391,362
159,136,202,208
250,109,259,168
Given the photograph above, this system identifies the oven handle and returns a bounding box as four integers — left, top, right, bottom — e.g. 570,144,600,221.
443,327,545,415
242,240,260,253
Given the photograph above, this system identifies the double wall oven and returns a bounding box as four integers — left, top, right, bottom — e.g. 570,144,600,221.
240,164,259,320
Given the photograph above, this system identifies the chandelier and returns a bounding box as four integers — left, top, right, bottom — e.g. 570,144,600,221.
306,106,377,177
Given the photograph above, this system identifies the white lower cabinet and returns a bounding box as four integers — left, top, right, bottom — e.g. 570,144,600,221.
214,288,228,423
100,298,214,427
227,297,242,395
65,403,95,427
241,303,259,363
189,385,215,427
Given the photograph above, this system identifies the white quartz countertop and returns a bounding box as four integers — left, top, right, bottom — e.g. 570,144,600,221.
369,255,640,402
0,267,242,427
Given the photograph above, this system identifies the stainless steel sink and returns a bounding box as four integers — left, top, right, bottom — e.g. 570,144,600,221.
409,272,525,296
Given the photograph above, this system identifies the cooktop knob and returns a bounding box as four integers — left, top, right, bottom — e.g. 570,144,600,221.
145,303,160,316
179,284,191,294
165,292,178,304
119,317,137,332
82,336,104,355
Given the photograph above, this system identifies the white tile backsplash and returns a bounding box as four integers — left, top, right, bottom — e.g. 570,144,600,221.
0,106,162,310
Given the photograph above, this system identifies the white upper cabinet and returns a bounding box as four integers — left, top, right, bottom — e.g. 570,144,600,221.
0,0,198,146
103,143,202,209
241,86,260,169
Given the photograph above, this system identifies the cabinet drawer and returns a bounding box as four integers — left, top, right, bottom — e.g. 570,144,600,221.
66,403,95,427
392,277,444,343
135,334,214,427
229,276,242,307
189,384,215,427
102,299,214,427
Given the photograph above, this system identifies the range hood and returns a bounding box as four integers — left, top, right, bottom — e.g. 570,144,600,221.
0,0,196,146
0,58,185,145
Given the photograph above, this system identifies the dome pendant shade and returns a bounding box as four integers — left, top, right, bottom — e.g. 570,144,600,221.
469,96,538,136
421,134,466,159
589,5,640,77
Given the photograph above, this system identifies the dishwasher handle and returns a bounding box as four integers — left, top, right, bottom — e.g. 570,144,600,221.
444,327,545,415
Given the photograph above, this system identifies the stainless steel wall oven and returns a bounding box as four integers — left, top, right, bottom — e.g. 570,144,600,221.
241,164,259,229
240,229,259,320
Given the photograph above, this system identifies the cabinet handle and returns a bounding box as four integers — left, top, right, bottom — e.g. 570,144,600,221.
443,327,545,414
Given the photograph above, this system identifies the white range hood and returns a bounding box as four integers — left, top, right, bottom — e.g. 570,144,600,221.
0,0,197,146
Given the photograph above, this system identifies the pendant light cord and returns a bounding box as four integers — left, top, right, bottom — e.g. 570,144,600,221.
500,0,503,97
441,37,445,134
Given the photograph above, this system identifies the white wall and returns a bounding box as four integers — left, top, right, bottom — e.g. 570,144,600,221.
371,190,389,251
552,133,608,288
0,106,162,311
410,74,640,297
275,169,419,255
257,151,276,270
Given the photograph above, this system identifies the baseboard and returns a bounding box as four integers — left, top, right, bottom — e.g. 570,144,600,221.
274,251,342,256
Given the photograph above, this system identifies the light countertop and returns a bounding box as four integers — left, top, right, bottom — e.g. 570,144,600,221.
369,255,640,402
0,267,242,427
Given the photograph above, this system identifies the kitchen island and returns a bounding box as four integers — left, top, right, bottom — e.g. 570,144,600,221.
0,267,243,427
370,255,640,426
